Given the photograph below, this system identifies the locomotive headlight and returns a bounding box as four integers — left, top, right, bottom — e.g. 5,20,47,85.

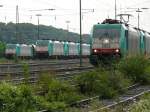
103,39,109,44
94,49,97,53
115,49,119,53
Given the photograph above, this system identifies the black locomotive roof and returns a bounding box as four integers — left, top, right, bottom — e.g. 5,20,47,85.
101,19,121,24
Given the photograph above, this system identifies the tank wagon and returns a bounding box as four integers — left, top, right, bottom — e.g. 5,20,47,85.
90,19,150,65
68,42,79,56
53,41,64,57
16,44,35,58
82,43,91,56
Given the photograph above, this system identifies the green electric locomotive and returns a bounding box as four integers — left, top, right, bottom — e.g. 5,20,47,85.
90,19,150,65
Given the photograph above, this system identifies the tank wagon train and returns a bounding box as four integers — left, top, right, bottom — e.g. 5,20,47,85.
90,19,150,65
5,40,91,59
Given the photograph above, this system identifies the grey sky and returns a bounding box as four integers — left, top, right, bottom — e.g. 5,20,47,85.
0,0,150,34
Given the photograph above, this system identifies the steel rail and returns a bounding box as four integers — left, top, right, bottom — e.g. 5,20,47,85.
2,66,94,84
70,84,149,109
0,58,89,66
89,85,150,112
37,84,146,112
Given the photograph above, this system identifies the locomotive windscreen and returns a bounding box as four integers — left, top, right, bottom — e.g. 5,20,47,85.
93,29,120,48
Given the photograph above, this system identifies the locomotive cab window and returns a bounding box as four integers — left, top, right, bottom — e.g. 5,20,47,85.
93,28,120,48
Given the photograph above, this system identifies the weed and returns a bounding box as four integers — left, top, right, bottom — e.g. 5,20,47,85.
118,56,150,84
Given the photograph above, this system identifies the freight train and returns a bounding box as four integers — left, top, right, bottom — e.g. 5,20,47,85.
5,40,91,59
90,19,150,65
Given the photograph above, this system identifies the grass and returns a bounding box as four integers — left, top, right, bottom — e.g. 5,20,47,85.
0,58,13,64
129,93,150,112
75,68,131,99
118,56,150,84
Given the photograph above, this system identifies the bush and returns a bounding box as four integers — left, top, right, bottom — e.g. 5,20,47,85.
99,70,131,98
37,72,55,94
14,85,37,112
143,65,150,84
0,82,17,112
75,68,131,98
37,72,81,104
46,79,81,104
75,70,102,95
0,81,68,112
35,96,66,112
0,42,5,58
106,70,132,93
0,82,37,112
118,56,150,84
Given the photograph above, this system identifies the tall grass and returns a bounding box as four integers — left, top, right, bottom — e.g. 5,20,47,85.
0,82,38,112
118,56,150,84
129,93,150,112
75,68,131,98
22,63,30,84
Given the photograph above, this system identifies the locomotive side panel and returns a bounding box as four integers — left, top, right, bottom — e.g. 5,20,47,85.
127,27,141,55
140,31,145,55
145,33,150,55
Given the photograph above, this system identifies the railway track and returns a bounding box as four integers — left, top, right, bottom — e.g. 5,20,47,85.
8,66,94,84
0,58,89,65
0,59,90,73
70,84,150,112
0,58,94,84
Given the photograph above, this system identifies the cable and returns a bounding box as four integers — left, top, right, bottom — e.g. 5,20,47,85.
30,0,65,10
126,0,150,8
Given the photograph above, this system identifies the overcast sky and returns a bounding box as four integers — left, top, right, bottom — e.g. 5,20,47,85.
0,0,150,34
